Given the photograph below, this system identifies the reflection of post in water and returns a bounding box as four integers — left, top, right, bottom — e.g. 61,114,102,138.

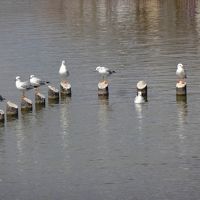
98,95,109,105
135,103,144,133
59,101,71,164
176,95,187,127
176,91,188,158
98,95,110,131
60,95,71,104
35,103,45,112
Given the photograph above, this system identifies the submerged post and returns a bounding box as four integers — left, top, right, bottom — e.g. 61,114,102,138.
0,110,5,123
60,81,71,97
6,101,18,118
136,80,147,101
176,82,187,96
98,80,109,96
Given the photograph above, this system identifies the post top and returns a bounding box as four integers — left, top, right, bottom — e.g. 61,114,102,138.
137,80,147,90
98,81,109,89
7,101,18,109
176,82,187,88
48,85,59,93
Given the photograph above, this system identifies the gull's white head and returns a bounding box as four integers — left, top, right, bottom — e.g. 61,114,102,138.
30,75,35,79
96,66,101,71
138,91,142,96
16,76,20,81
177,63,183,68
62,60,65,65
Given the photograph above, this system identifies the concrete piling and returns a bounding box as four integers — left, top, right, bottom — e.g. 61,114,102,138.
98,80,109,96
136,80,147,101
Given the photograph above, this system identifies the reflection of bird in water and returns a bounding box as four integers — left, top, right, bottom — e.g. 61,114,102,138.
59,60,70,82
30,75,49,92
15,76,33,98
134,91,145,104
96,66,115,82
176,63,187,83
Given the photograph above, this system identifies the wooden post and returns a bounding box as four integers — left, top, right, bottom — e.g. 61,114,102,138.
60,81,71,97
21,97,32,112
6,101,18,118
0,109,5,123
176,82,187,96
98,80,109,96
176,94,187,103
48,85,59,100
137,80,147,101
35,92,45,105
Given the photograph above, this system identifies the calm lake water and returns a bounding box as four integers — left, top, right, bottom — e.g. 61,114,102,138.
1,0,200,199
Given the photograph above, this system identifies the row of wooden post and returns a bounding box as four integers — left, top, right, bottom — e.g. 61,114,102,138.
0,81,72,123
0,80,187,124
98,79,187,100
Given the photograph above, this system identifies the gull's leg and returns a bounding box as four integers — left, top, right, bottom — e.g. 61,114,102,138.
22,90,25,99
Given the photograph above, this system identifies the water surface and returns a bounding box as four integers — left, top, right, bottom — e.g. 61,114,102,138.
1,0,200,199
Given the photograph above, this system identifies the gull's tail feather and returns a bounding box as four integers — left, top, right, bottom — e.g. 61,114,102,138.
109,70,116,74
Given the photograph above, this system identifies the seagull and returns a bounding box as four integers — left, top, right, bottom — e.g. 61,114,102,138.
96,66,116,81
59,60,69,82
134,91,145,104
15,76,33,98
30,75,49,92
0,95,5,102
176,63,187,83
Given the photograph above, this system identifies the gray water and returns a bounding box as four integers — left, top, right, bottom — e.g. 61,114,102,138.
1,0,200,199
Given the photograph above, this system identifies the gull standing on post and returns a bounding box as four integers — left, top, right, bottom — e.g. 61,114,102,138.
96,66,116,82
59,60,69,82
30,75,49,92
176,63,187,84
15,76,33,98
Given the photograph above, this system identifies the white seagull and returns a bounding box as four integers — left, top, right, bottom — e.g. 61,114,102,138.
96,66,116,81
59,60,69,81
15,76,33,98
30,75,49,92
134,91,145,104
176,63,187,83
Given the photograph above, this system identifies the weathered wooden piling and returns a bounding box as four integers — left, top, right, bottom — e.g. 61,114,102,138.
98,80,109,96
6,101,18,118
48,85,59,100
176,94,187,103
21,97,33,111
137,80,147,101
176,82,187,96
35,92,46,105
0,110,5,123
60,81,71,97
